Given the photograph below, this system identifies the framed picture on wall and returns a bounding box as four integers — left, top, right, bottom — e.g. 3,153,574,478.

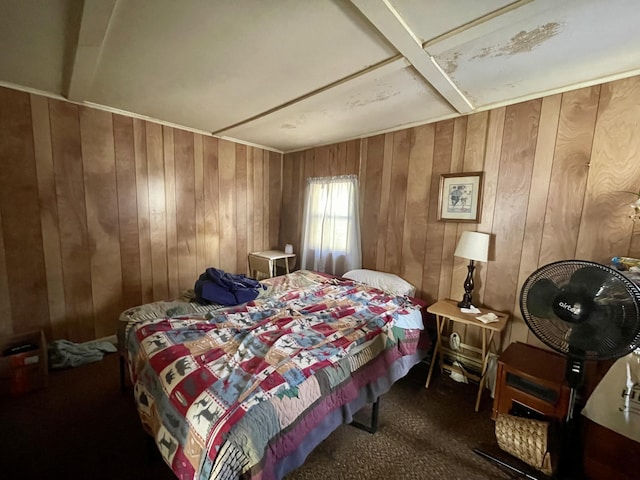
437,172,484,222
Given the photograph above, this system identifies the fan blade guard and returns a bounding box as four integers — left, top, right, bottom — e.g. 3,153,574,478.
520,260,640,361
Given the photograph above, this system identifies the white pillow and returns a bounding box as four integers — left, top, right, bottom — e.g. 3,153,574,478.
342,269,416,297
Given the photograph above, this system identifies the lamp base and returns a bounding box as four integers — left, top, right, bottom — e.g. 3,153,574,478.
458,261,476,309
457,293,473,309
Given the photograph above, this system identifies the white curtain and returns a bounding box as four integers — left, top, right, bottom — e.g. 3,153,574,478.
300,175,362,276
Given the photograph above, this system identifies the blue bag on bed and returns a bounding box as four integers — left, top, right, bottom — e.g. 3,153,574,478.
194,267,263,306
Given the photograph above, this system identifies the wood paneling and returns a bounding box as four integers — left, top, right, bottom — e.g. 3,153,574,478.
235,144,248,273
0,89,49,336
194,134,206,276
50,98,94,341
79,107,122,338
203,136,220,272
401,125,434,298
2,73,640,350
268,151,282,251
114,114,142,311
384,129,410,274
133,118,152,304
361,135,383,269
31,95,66,339
540,87,600,265
146,122,168,302
0,87,280,342
282,76,640,350
577,77,640,261
174,129,197,293
511,95,561,346
163,126,179,299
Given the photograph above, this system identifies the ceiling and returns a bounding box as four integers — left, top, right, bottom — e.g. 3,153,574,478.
2,0,640,153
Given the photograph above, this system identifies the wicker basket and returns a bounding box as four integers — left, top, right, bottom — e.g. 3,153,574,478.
495,413,554,476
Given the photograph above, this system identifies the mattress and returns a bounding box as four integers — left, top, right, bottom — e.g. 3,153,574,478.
124,270,427,479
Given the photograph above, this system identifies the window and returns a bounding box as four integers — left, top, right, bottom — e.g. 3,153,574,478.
300,175,361,276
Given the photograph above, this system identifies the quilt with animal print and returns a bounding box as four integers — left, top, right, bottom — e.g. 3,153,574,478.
126,270,423,480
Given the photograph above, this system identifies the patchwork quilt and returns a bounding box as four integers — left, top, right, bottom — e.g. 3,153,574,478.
126,270,423,480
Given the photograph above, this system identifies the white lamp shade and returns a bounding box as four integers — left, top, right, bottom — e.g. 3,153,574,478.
454,231,490,262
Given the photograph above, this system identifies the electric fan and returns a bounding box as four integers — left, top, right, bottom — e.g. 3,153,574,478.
476,260,640,479
520,260,640,477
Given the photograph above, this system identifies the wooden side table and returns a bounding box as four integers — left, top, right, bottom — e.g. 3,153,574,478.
248,250,296,278
425,298,509,412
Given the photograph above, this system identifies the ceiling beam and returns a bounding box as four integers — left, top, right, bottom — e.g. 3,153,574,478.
66,0,118,102
349,0,474,114
212,55,407,136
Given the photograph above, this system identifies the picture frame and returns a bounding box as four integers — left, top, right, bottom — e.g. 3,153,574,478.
437,172,484,222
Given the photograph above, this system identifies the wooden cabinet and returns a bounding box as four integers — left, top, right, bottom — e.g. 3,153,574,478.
492,341,571,422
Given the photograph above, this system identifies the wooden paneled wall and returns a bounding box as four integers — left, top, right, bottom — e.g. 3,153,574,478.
281,76,640,349
0,87,282,342
2,75,640,348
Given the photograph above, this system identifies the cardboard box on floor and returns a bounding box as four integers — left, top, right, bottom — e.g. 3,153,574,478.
0,330,48,396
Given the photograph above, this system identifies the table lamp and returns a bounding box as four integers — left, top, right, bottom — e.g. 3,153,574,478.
454,231,490,308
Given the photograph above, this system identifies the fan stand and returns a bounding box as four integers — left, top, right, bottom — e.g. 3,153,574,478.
472,447,544,480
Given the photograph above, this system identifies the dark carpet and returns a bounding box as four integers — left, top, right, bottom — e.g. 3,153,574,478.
0,352,538,479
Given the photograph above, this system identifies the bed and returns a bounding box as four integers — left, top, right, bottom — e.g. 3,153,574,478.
123,269,429,480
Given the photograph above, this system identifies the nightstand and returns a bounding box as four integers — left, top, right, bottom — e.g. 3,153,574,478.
425,298,509,412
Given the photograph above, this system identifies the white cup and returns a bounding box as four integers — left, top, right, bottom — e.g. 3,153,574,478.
284,244,293,254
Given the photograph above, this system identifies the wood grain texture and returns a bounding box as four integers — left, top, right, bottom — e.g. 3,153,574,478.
384,130,410,274
218,139,237,273
2,76,640,353
0,89,49,335
114,115,142,310
146,121,169,301
280,154,295,253
252,147,265,252
31,94,66,339
79,106,123,338
329,144,341,175
512,94,561,347
194,134,206,275
0,210,11,337
246,148,255,267
174,129,197,291
163,126,179,299
375,134,394,272
539,87,600,265
361,135,383,269
203,136,220,269
422,120,454,304
485,100,541,316
577,76,640,262
346,140,360,175
263,152,270,251
269,151,282,250
0,89,281,342
235,144,248,273
401,124,434,297
133,119,153,304
49,98,94,341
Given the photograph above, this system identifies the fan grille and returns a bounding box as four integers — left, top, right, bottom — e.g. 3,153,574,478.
520,260,640,361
